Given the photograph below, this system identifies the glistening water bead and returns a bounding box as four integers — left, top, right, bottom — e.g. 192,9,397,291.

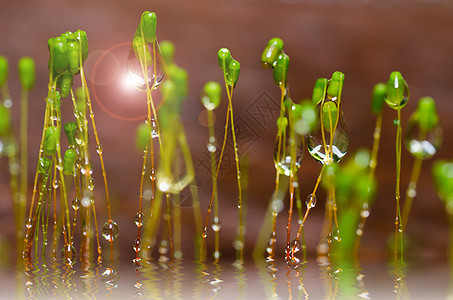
102,220,119,242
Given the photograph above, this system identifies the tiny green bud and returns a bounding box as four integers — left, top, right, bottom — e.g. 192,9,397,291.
51,36,69,74
64,122,77,146
322,101,338,132
312,78,328,106
416,96,439,132
44,126,60,156
217,48,232,72
0,56,8,88
67,40,80,74
371,83,386,115
136,123,151,150
0,105,10,137
18,57,36,91
202,81,221,110
227,59,240,87
327,71,344,100
58,73,73,98
140,11,157,43
294,100,317,135
385,71,409,110
63,148,78,175
160,40,175,67
167,65,188,101
273,53,289,88
38,157,52,174
74,30,89,62
261,37,284,69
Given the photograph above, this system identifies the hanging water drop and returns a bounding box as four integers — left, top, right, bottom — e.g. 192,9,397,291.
133,238,141,252
202,226,208,239
61,243,76,264
333,229,341,242
273,127,304,176
135,211,144,227
404,98,442,159
96,145,103,154
212,217,221,232
127,37,164,90
305,193,317,208
88,177,95,191
306,98,348,164
102,220,119,242
72,197,80,210
25,218,32,229
52,179,60,189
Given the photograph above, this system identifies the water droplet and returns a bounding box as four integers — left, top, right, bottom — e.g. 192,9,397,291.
360,209,370,218
88,178,95,191
25,218,32,229
233,240,243,251
202,227,208,239
285,239,301,268
151,119,159,138
305,194,317,208
333,229,341,242
213,251,220,260
158,240,168,255
212,220,221,232
127,38,164,89
81,196,91,207
306,96,348,164
207,142,216,153
61,243,76,264
96,145,103,154
133,238,141,252
102,220,119,242
52,179,60,189
72,197,80,210
273,129,304,176
135,212,144,227
404,116,442,159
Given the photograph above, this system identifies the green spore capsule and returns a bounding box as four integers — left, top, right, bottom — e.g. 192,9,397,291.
312,78,328,106
0,56,8,88
18,57,36,91
261,37,284,69
371,83,387,115
416,96,439,132
74,30,89,62
0,105,10,137
63,148,77,175
202,81,221,110
51,36,69,74
140,11,157,43
38,157,52,174
136,123,151,150
385,71,409,109
167,64,188,101
327,71,345,100
160,40,175,67
67,40,80,74
58,73,73,98
227,59,240,87
273,52,289,88
217,48,232,72
433,160,453,202
64,122,77,146
294,100,317,135
322,101,338,132
277,116,288,133
44,126,60,156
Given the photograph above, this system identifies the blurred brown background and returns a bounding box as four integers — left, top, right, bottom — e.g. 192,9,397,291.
1,0,453,262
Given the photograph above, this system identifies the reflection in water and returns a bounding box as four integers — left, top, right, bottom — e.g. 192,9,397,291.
7,255,448,299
